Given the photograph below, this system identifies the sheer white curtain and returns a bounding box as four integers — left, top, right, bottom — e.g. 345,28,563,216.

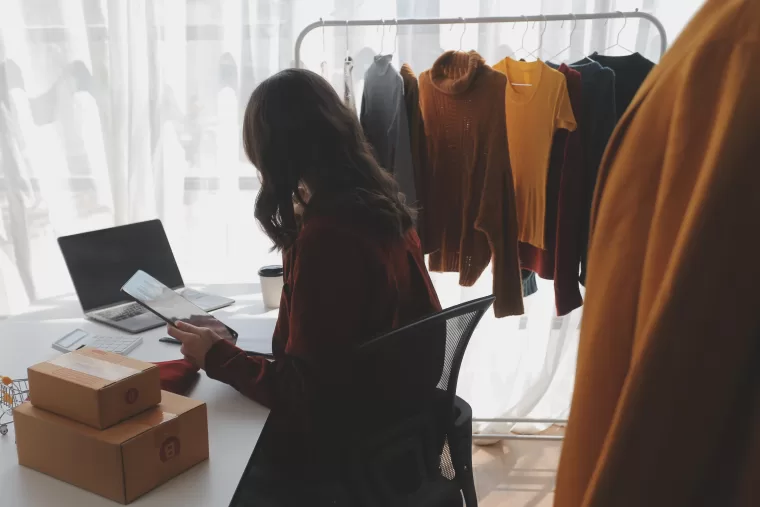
0,0,702,431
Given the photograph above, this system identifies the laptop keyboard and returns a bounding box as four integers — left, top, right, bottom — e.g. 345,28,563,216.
95,289,216,322
99,303,147,321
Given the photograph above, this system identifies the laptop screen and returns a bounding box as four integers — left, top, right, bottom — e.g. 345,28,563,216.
58,219,184,311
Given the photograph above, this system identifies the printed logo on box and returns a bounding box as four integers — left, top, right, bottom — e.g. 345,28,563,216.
125,388,139,404
160,437,181,462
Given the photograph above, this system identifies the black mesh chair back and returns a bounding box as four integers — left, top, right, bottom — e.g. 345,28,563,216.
229,296,494,507
355,294,495,406
344,295,495,506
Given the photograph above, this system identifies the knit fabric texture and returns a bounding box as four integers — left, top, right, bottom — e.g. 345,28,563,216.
419,50,524,317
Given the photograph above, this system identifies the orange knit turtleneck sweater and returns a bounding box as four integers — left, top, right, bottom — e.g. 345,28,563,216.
418,51,523,317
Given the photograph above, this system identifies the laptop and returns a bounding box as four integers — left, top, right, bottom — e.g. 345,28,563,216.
58,219,234,333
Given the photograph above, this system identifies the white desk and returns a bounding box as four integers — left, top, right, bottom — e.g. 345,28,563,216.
0,283,278,506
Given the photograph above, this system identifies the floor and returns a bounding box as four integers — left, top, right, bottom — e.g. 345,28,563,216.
472,428,564,507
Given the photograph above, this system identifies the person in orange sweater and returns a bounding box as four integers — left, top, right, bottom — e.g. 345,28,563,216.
166,69,444,501
555,1,760,506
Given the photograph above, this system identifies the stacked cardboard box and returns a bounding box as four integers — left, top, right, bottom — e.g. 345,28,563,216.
14,347,209,504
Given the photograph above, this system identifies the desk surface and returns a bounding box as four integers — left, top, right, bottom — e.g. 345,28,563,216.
0,283,277,506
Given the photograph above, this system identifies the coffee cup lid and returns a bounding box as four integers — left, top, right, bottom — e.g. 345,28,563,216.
258,265,284,277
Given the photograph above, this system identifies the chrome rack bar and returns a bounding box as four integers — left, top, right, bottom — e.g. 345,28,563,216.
294,11,668,68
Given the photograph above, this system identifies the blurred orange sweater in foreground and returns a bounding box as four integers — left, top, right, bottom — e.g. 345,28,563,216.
555,0,760,506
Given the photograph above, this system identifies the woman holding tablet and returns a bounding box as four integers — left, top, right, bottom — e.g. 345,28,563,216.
168,68,444,501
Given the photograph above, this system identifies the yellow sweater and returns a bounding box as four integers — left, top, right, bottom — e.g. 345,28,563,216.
492,58,576,249
555,1,760,506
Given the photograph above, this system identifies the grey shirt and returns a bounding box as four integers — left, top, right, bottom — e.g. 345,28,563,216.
360,55,416,205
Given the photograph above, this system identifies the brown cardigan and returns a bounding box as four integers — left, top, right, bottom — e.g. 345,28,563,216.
418,51,523,317
555,0,760,505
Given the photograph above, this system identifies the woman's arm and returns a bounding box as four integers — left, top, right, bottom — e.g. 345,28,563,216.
204,222,375,416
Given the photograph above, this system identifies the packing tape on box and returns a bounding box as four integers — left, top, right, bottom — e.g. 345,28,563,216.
153,412,180,445
50,353,141,382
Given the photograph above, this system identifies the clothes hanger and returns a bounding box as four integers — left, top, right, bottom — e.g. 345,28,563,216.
459,17,466,51
379,19,386,55
547,14,577,63
345,20,350,60
602,12,635,55
525,16,548,61
320,18,328,78
508,17,533,87
391,19,398,57
509,16,530,60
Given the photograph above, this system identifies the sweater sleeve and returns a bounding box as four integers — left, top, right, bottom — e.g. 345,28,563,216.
394,82,417,205
555,79,577,132
553,70,585,315
359,82,370,136
474,121,524,318
204,225,373,420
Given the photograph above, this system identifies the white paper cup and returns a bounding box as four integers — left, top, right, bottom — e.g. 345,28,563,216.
259,265,284,309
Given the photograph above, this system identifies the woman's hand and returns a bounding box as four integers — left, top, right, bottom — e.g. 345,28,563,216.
167,320,222,369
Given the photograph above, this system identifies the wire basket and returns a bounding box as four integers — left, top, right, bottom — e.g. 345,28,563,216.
1,376,29,436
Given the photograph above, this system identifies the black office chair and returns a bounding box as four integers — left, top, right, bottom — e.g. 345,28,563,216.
341,294,495,507
229,295,494,507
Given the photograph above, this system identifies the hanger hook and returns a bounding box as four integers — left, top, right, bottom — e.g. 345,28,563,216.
521,16,529,48
320,17,326,54
459,17,466,51
319,18,327,58
380,18,385,54
393,18,398,55
616,11,628,45
546,14,578,63
540,15,548,46
345,20,349,57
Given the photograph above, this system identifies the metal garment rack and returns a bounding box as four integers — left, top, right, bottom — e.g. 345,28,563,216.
294,11,667,441
295,11,667,69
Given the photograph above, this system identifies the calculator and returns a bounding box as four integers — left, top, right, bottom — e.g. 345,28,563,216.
52,329,143,355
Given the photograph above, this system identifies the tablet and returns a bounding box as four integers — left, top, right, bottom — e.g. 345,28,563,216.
121,270,238,343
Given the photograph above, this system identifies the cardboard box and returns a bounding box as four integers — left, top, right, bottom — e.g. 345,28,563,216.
28,347,161,429
15,391,209,504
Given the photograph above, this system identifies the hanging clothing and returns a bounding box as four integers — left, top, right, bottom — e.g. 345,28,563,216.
575,52,653,120
492,58,577,249
360,55,416,205
400,63,428,232
552,60,617,285
521,269,538,298
343,56,357,114
419,51,523,318
555,1,760,506
519,64,584,316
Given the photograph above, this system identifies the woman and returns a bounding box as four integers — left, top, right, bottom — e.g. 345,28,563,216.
168,69,443,481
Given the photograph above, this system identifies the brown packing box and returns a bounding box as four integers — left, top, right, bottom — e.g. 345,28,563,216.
28,347,161,429
15,390,209,504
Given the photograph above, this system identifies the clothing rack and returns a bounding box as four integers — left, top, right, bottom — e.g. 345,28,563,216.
294,11,667,442
295,11,667,68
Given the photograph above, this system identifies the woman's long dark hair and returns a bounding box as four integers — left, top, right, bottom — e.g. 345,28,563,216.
243,68,414,250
